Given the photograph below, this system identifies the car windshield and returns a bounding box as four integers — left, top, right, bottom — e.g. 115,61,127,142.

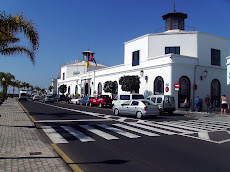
47,96,53,98
101,95,109,98
132,95,144,99
21,93,27,96
141,100,154,105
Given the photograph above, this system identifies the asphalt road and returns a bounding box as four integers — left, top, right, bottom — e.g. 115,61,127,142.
20,99,230,172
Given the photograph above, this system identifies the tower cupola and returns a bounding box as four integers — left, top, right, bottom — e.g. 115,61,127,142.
82,51,94,62
162,12,187,31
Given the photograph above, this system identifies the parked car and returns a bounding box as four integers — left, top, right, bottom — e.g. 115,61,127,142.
112,99,159,119
33,95,40,101
112,93,144,106
89,95,113,107
55,95,68,102
70,97,81,104
79,96,93,106
42,95,54,103
147,95,175,115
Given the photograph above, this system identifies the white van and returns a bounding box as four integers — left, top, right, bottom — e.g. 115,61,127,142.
112,94,144,106
147,95,175,115
19,90,28,100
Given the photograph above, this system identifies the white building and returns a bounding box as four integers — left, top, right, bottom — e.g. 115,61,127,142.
56,12,230,110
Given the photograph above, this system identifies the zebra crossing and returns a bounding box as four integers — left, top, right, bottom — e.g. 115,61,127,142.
41,119,230,144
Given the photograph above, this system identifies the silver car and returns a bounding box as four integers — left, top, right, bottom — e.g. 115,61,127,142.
42,95,54,103
112,99,159,119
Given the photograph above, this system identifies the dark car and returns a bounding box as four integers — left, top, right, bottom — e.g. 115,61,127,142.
55,95,67,102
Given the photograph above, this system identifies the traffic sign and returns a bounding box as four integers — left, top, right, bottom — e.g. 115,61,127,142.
174,83,180,88
165,86,169,92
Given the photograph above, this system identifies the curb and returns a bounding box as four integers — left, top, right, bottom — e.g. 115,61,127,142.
16,99,84,172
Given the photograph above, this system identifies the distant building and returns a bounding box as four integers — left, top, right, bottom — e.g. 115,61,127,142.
56,11,229,110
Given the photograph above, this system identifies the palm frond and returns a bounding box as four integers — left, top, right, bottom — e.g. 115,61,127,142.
1,46,35,64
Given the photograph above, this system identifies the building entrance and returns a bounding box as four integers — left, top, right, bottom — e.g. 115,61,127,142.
178,76,190,108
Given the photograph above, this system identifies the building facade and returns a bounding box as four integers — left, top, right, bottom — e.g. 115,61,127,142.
56,12,229,110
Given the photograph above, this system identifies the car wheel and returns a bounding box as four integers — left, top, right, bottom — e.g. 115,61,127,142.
114,108,119,116
89,102,92,107
99,102,103,108
136,111,143,119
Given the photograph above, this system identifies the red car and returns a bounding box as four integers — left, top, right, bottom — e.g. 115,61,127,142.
89,95,113,108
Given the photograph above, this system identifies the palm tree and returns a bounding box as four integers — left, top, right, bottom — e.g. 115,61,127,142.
0,72,15,94
10,80,17,96
21,82,27,90
25,82,30,92
15,80,21,93
0,11,39,64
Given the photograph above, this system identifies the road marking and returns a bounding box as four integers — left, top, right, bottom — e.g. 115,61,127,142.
165,121,217,131
127,123,176,135
139,121,195,134
156,122,204,132
41,126,68,144
61,126,95,142
80,125,119,140
97,124,140,138
35,119,112,123
113,123,159,137
198,131,210,140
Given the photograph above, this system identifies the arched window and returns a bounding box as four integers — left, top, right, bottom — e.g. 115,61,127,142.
68,86,70,94
98,82,102,95
178,76,190,108
211,79,220,108
114,81,118,94
85,83,88,96
75,85,78,94
154,76,164,95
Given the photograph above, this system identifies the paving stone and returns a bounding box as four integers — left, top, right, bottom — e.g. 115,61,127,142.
0,98,71,172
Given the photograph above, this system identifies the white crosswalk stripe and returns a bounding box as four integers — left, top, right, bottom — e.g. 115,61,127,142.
113,123,160,137
61,126,95,142
97,124,140,138
138,121,195,134
127,122,176,135
80,125,119,140
41,126,69,144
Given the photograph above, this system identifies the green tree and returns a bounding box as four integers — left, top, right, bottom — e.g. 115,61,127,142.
0,11,39,64
0,72,15,94
119,75,140,93
48,85,53,93
103,81,118,98
59,84,67,95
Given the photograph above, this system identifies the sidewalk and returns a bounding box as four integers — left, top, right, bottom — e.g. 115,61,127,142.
0,98,71,172
176,108,230,122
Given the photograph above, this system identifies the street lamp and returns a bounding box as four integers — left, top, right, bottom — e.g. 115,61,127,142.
200,69,208,80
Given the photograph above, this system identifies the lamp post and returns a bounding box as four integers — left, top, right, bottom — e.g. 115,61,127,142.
1,77,5,95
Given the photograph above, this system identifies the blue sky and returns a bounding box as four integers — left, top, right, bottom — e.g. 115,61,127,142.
0,0,230,90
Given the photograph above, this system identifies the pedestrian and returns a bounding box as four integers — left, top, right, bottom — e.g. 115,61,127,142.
221,95,229,115
204,95,212,114
184,98,189,113
195,96,200,112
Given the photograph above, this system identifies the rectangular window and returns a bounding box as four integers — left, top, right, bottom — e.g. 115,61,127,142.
120,95,130,100
63,73,65,80
211,49,220,66
165,47,180,55
132,50,139,66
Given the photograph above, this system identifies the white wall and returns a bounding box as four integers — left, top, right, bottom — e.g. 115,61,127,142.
198,32,229,68
148,31,198,58
124,35,149,65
